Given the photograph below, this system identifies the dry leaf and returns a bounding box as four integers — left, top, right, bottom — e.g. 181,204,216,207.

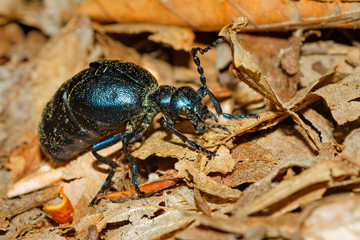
301,194,360,240
311,67,360,125
132,129,199,161
341,129,360,164
192,213,300,239
175,160,241,199
204,145,235,175
215,141,277,188
219,17,345,157
91,190,196,240
6,134,42,182
93,22,195,51
76,0,360,31
44,186,74,224
7,165,63,198
233,159,359,218
61,153,108,208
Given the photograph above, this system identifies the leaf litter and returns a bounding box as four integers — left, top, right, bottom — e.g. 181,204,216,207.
0,1,359,239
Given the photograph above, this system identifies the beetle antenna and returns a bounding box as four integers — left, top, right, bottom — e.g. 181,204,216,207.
191,38,259,121
191,38,224,115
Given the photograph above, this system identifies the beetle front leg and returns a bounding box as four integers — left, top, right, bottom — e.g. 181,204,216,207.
161,120,216,156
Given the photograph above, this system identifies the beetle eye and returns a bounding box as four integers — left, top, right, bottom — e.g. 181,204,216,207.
181,106,187,115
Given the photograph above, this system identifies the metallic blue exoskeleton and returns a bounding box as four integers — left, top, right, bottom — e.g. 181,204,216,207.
38,39,257,205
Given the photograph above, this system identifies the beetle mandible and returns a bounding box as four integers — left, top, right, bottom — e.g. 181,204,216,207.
38,38,257,206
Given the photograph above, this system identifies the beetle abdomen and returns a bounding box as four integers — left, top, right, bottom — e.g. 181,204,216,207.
38,80,100,164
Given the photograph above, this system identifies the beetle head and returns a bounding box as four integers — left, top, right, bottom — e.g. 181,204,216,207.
170,86,213,122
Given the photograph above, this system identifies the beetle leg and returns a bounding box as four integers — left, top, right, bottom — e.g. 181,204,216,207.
193,122,231,134
121,108,158,197
222,113,259,120
90,133,126,206
161,120,216,156
89,128,149,206
122,128,148,198
208,110,219,122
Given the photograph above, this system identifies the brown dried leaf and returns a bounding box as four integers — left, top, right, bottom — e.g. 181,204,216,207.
0,199,10,231
279,29,303,76
311,67,360,125
301,194,360,240
175,160,241,199
239,33,296,102
204,145,235,175
95,33,141,63
299,41,350,86
76,0,360,31
17,228,68,240
215,141,277,188
93,22,195,51
219,17,284,109
7,165,63,198
219,17,343,157
74,214,103,238
61,153,109,208
233,159,359,218
132,129,199,161
0,23,25,64
192,213,300,239
230,125,320,215
302,108,335,145
6,134,42,182
194,188,212,215
13,0,85,36
0,66,33,153
44,186,74,224
84,225,98,240
219,111,289,147
176,227,236,240
341,129,360,164
92,190,196,240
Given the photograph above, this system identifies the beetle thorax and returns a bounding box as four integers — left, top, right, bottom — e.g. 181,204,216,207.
149,85,211,123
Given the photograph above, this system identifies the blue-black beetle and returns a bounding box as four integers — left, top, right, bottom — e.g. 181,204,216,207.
38,39,257,205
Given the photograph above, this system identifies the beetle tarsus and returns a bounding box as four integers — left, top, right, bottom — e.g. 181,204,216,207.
222,113,258,120
135,185,146,198
161,120,215,156
89,165,116,207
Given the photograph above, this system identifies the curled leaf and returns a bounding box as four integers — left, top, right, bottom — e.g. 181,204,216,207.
44,186,74,224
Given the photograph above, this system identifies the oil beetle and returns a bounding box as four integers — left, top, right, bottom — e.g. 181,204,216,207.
38,38,257,206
